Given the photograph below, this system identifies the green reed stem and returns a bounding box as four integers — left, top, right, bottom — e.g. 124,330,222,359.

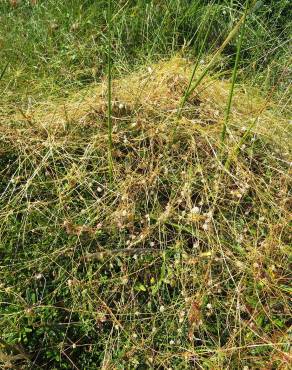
107,0,114,183
221,1,249,145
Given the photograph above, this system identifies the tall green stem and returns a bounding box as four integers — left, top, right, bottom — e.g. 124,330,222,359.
221,1,249,145
182,0,256,103
107,0,114,182
178,15,213,117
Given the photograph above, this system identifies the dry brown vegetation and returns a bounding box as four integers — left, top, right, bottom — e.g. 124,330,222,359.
1,57,291,368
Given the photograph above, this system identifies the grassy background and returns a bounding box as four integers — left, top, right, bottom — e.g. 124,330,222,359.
0,0,290,102
0,1,291,369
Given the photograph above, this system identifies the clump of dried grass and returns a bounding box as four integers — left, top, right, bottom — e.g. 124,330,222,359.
0,57,290,369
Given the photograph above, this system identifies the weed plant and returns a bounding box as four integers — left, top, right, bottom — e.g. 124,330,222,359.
0,1,291,369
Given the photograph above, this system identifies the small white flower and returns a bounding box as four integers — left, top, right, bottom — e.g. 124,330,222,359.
132,333,138,339
206,210,213,218
72,343,77,349
67,279,73,287
150,241,155,247
206,303,212,310
193,241,199,248
236,260,244,269
237,235,243,243
97,186,102,192
147,66,153,74
159,305,165,313
169,340,175,345
179,310,185,317
190,206,200,214
202,223,209,231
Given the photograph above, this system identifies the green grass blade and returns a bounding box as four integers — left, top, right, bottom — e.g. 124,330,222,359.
107,0,114,183
178,9,214,117
0,62,9,82
221,1,249,145
184,0,256,100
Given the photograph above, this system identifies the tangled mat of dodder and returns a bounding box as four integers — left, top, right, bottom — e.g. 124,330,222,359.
0,57,291,369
